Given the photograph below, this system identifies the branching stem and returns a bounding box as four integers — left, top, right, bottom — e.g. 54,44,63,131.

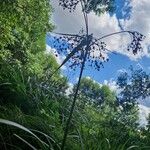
60,38,89,150
96,30,133,41
61,6,89,148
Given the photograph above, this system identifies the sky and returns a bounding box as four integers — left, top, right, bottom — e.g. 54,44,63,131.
47,0,150,125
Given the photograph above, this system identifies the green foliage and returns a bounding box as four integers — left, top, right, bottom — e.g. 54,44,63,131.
74,77,116,107
147,114,150,131
69,77,148,149
0,0,53,63
0,105,63,149
74,77,102,106
84,0,115,15
0,0,68,146
116,67,150,127
117,67,150,102
0,0,150,149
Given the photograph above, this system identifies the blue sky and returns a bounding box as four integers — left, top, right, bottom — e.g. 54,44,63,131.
47,0,150,125
47,0,150,84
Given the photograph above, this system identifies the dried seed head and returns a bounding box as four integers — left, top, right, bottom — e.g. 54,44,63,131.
128,31,145,55
59,0,80,12
49,30,145,71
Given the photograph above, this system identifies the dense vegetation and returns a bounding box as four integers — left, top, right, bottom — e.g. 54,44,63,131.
0,0,150,149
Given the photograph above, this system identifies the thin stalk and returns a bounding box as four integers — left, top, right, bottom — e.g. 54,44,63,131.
80,0,88,33
96,30,132,41
49,32,83,37
61,14,89,149
60,47,88,150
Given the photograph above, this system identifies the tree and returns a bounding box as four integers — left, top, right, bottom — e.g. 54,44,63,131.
74,77,102,106
70,77,140,149
74,77,116,108
0,1,71,149
59,0,115,13
116,68,150,127
0,0,70,114
117,67,150,105
84,0,115,14
0,0,53,63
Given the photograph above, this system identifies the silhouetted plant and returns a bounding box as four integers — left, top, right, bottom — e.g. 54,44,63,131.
48,0,145,149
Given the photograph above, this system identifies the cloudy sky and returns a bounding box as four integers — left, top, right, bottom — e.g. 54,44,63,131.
47,0,150,125
48,0,150,78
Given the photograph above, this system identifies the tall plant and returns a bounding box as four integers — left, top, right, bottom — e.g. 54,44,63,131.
49,0,145,149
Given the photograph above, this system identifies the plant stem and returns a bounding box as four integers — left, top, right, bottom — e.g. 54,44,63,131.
61,2,89,149
61,38,89,150
96,30,132,41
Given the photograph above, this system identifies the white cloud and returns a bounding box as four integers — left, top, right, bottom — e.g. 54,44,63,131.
138,104,150,126
117,68,127,74
76,77,79,82
51,0,150,60
84,76,102,87
104,79,119,92
85,76,91,80
66,82,73,95
138,97,150,107
138,97,150,126
122,0,150,59
51,0,84,33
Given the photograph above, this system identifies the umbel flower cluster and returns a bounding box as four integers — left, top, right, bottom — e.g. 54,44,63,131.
49,1,146,72
59,0,80,12
127,31,145,54
51,30,145,71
